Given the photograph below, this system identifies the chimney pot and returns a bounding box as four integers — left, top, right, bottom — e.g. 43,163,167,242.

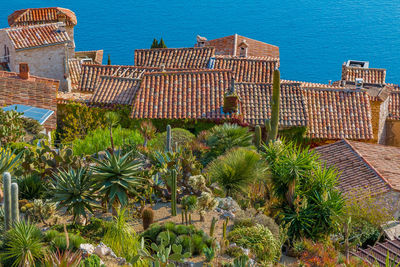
19,63,29,80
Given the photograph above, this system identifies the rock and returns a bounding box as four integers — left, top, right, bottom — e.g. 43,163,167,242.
243,248,250,256
94,242,112,257
216,197,241,213
80,243,95,256
116,257,127,265
221,211,235,219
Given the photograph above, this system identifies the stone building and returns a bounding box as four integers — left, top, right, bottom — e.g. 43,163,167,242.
0,63,59,131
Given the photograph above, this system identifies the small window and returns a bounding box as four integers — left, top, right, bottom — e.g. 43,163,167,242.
239,46,247,57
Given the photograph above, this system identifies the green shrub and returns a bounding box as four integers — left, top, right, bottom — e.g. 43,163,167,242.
175,235,193,255
225,246,245,258
82,254,105,267
22,117,43,135
15,174,46,200
228,225,281,263
72,126,143,156
164,221,176,232
44,230,60,242
175,224,190,235
157,231,176,245
149,128,194,151
181,195,198,212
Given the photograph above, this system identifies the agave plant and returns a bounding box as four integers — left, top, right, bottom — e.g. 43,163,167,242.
49,167,99,224
92,150,146,208
0,147,22,174
2,220,45,267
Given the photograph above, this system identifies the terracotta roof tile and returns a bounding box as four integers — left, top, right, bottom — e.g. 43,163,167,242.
303,88,373,140
314,140,391,198
8,7,77,27
353,237,400,266
213,55,279,83
389,91,400,120
68,59,82,90
131,70,232,120
342,64,386,84
282,79,342,89
236,82,308,126
79,64,157,92
134,47,215,69
4,23,70,50
89,76,141,106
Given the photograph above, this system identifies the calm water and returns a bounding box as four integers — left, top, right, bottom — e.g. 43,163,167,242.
1,0,400,84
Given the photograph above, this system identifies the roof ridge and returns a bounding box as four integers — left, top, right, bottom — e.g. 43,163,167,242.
343,139,397,192
143,69,233,76
215,55,279,62
5,22,63,31
135,46,215,51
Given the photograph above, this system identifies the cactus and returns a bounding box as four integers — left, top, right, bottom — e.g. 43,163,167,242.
268,69,280,142
189,213,192,225
265,119,272,142
184,207,188,225
254,125,262,150
11,183,19,225
142,207,154,230
166,125,172,152
222,220,227,240
210,217,217,237
171,170,177,216
3,172,11,230
181,209,184,224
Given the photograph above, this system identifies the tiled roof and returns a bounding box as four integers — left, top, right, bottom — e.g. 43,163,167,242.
236,82,308,126
352,237,400,266
389,92,400,120
131,70,233,120
302,88,373,140
89,76,141,106
4,23,70,50
75,50,104,64
282,79,343,89
314,140,391,198
68,59,82,90
213,55,279,83
8,7,77,27
0,70,59,90
342,64,386,85
57,91,92,104
79,64,153,92
134,47,215,69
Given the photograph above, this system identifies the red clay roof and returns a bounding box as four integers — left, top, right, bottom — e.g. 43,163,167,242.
302,88,373,140
89,76,141,106
214,55,278,83
342,64,386,85
8,7,77,27
68,59,82,90
236,82,308,126
134,47,215,69
353,237,400,266
4,23,70,50
314,140,392,198
131,69,233,120
389,91,400,120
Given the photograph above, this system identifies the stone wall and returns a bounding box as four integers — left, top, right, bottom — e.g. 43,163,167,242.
0,77,58,130
377,190,400,219
14,44,68,91
385,120,400,147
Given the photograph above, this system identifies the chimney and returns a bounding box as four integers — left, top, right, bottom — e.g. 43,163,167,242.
223,78,239,113
196,35,207,47
160,64,166,72
19,63,30,80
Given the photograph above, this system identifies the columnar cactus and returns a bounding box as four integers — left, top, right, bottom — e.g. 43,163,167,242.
268,69,280,142
11,183,19,225
3,172,11,230
166,125,172,152
254,125,262,150
210,217,217,237
171,169,177,216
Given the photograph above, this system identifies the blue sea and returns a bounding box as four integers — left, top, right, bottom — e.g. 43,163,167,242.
1,0,400,84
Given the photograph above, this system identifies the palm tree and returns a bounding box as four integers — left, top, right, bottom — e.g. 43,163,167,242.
91,150,146,210
139,120,156,147
104,112,120,152
205,147,265,197
49,167,99,224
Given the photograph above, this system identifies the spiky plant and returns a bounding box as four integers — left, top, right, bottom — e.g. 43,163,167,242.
0,147,22,174
139,120,156,147
203,123,253,164
49,167,99,224
205,147,265,197
42,249,82,267
2,220,45,267
91,150,145,208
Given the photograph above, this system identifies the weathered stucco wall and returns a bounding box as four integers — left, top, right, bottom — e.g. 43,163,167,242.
0,31,16,70
385,120,400,147
370,98,389,144
15,44,68,91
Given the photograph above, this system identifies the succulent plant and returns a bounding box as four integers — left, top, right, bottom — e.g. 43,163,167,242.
142,207,154,230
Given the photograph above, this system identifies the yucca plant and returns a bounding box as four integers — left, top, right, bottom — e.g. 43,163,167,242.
0,147,22,174
42,249,82,267
104,111,120,151
139,120,156,147
49,167,99,224
2,220,45,267
91,150,145,209
205,147,266,197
